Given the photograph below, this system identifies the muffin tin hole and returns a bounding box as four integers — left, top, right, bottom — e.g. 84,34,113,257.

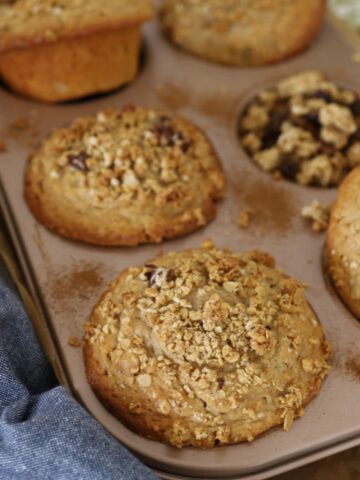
236,71,360,189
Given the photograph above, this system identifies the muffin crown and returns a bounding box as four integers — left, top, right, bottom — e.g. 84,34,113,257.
84,243,330,447
0,0,153,52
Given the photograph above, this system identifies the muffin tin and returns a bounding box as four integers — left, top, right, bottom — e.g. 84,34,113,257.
0,14,359,480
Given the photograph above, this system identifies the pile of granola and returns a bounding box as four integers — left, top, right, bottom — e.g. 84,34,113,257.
239,71,360,187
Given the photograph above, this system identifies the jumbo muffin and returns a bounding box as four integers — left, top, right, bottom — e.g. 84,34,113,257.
25,107,225,246
238,71,360,187
159,0,325,66
327,167,360,318
84,242,331,448
0,1,153,102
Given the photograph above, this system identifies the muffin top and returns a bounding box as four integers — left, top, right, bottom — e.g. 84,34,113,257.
0,0,153,52
159,0,325,66
239,71,360,187
25,106,225,246
84,242,330,447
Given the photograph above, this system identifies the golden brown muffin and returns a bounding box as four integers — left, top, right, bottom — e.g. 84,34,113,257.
327,167,360,318
0,0,153,102
238,71,360,187
159,0,325,66
84,242,331,448
24,107,226,246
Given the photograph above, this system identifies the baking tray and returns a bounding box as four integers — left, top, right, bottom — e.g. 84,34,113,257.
0,13,360,480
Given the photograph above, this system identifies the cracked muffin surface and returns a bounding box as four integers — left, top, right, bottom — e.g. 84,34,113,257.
238,71,360,187
84,242,330,448
25,107,225,246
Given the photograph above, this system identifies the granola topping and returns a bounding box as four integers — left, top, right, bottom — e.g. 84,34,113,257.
85,243,330,441
239,71,360,187
39,107,223,209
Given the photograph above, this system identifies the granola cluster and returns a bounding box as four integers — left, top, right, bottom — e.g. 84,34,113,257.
302,200,330,232
85,243,330,447
239,71,360,187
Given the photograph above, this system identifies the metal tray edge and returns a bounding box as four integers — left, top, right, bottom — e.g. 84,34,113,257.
0,179,359,480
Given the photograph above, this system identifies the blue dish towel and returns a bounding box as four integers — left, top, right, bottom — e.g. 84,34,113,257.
0,260,158,480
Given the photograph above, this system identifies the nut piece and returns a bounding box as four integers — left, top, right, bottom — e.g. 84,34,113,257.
319,104,357,136
254,148,280,171
301,200,330,232
278,71,324,97
137,373,152,388
68,336,81,347
238,208,254,229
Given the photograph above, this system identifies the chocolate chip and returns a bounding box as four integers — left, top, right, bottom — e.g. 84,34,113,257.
291,114,320,137
269,100,290,130
153,123,177,147
180,139,192,153
67,151,89,172
159,115,171,123
320,143,336,156
261,100,290,148
218,377,225,389
348,130,360,147
309,90,333,102
261,129,279,149
166,269,176,282
350,99,360,117
152,117,191,152
306,111,320,125
279,158,299,180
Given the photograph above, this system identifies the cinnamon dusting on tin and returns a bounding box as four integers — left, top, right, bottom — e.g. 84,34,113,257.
155,82,238,125
344,356,360,382
231,174,297,234
10,116,30,131
46,261,106,314
1,111,40,148
196,89,238,125
155,83,191,111
49,262,103,301
331,343,360,383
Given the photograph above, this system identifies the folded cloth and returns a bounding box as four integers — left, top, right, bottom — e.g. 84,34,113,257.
0,259,158,480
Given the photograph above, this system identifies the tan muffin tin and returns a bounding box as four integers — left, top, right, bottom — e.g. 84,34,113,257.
0,13,359,480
